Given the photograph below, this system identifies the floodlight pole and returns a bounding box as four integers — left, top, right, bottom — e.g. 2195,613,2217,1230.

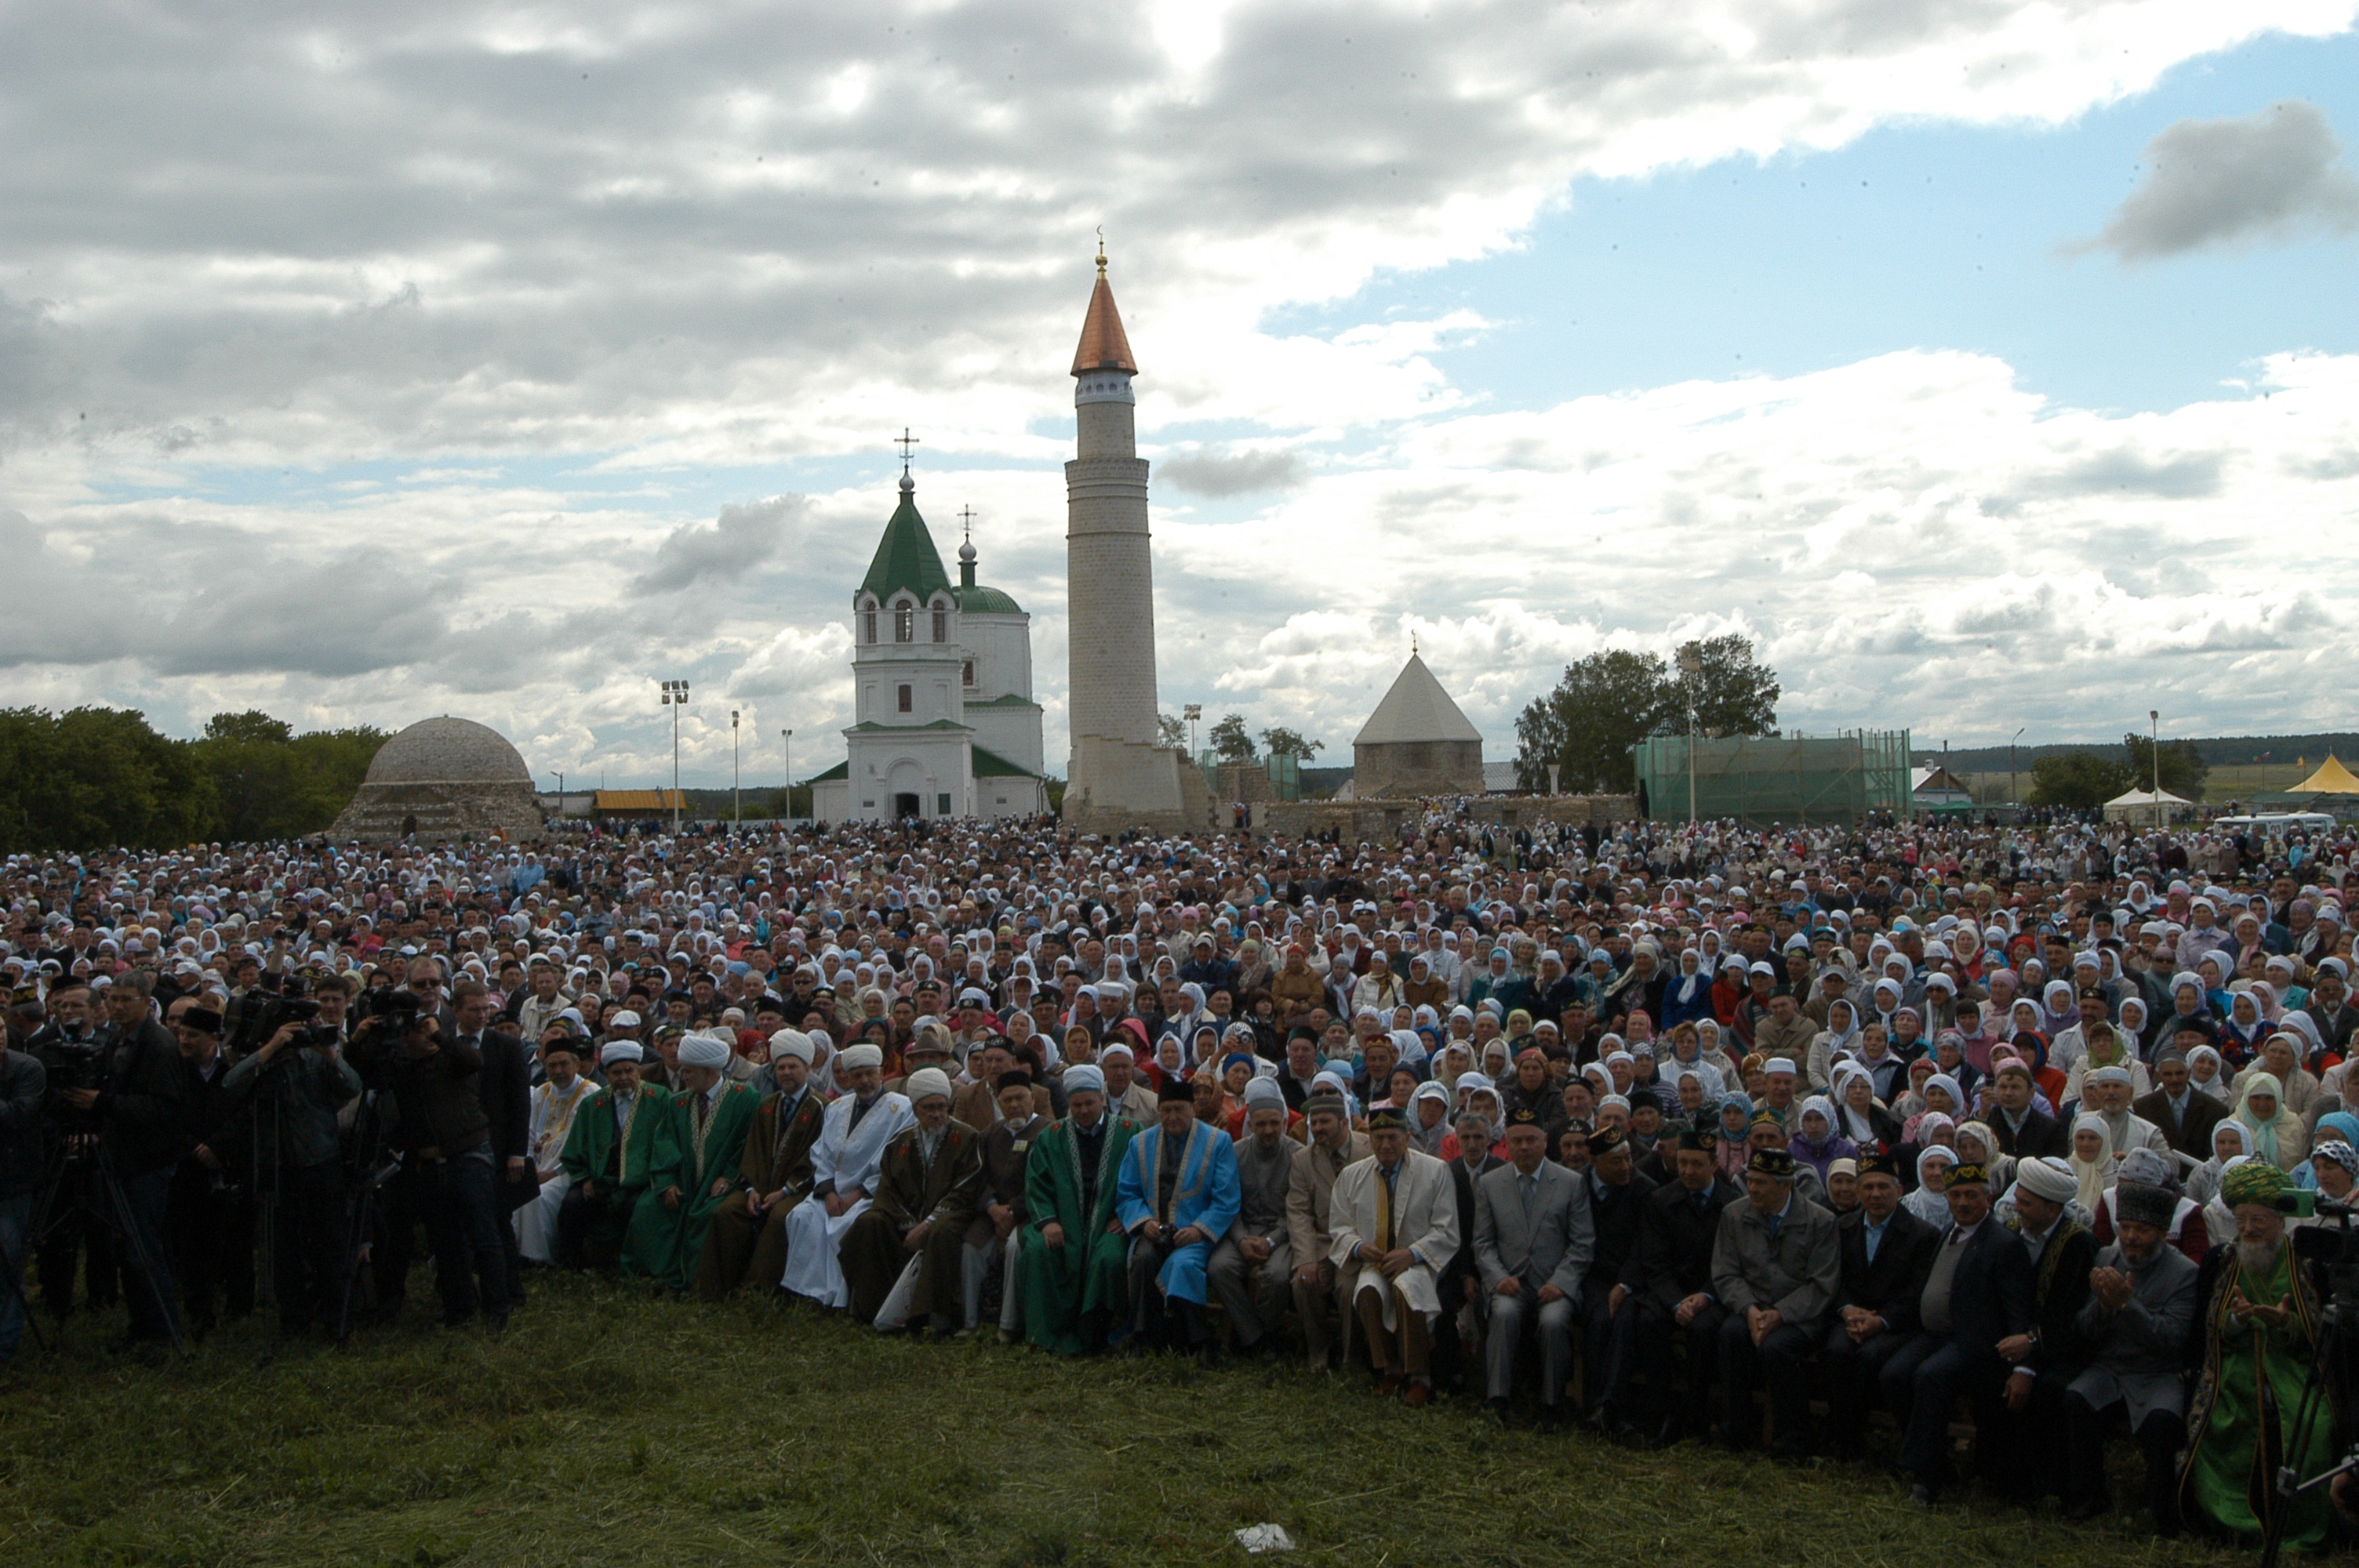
660,678,690,833
2010,728,2023,813
781,729,794,819
1677,648,1702,826
2150,709,2161,830
732,710,742,826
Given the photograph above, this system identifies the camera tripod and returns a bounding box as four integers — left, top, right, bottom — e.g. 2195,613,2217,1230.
2260,1208,2359,1566
25,1133,187,1356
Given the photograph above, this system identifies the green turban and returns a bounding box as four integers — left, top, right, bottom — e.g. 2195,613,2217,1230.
2221,1160,2290,1210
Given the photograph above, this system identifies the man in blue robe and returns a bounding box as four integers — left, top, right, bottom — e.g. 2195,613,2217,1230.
1116,1076,1241,1366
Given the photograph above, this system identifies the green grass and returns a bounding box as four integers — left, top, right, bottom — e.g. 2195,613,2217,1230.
0,1273,2254,1566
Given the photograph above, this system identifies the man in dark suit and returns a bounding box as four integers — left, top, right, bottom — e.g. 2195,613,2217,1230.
1581,1123,1656,1433
1820,1151,1937,1457
1985,1062,2067,1160
2132,1051,2226,1160
1877,1161,2036,1504
452,981,533,1308
1627,1125,1742,1447
60,972,187,1348
1710,1145,1841,1460
1979,1156,2096,1503
1474,1107,1594,1430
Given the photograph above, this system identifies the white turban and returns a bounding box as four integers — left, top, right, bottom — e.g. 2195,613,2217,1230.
768,1029,815,1065
678,1033,732,1070
2014,1156,2079,1203
1242,1076,1285,1110
599,1041,644,1066
1063,1065,1107,1097
905,1067,954,1105
839,1043,885,1073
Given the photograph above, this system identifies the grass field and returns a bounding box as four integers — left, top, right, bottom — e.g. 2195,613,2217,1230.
0,1273,2259,1567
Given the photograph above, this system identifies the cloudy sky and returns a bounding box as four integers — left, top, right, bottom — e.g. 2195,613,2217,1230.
2,1,2356,789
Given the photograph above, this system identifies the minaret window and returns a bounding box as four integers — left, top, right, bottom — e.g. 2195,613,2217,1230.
897,684,913,713
962,660,976,687
932,608,948,643
862,611,877,644
895,607,913,643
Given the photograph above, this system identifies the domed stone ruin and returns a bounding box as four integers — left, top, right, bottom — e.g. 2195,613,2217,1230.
328,716,545,843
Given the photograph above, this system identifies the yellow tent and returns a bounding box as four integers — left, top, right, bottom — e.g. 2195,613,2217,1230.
2291,754,2359,796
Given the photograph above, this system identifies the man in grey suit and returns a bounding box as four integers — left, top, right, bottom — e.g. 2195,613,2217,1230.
2063,1181,2201,1531
1710,1145,1841,1461
1473,1107,1594,1430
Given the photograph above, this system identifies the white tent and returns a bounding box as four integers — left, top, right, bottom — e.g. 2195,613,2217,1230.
2102,786,2195,823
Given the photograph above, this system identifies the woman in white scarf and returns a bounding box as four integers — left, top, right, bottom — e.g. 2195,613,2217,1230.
2231,1033,2321,1122
2234,1069,2310,1171
1805,997,1860,1093
2186,1044,2234,1106
2068,1113,2115,1212
2185,1118,2252,1209
1903,1146,1956,1226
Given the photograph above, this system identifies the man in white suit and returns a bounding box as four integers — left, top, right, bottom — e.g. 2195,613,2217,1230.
1330,1105,1459,1406
779,1044,914,1308
1474,1105,1595,1429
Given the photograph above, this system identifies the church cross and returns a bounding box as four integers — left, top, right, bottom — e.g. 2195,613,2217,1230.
894,428,921,474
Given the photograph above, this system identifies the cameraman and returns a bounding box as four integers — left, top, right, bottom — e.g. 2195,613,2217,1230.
28,978,117,1319
164,999,254,1339
0,1033,42,1366
348,1006,507,1332
58,972,186,1348
224,1011,362,1341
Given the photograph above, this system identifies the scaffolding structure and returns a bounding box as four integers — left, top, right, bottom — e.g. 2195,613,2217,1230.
1632,730,1914,825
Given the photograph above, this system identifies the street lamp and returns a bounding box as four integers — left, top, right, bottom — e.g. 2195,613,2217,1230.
2150,709,2162,830
660,678,690,833
2010,727,2024,814
781,728,794,820
1183,703,1201,760
552,771,565,821
732,710,742,826
1676,647,1702,826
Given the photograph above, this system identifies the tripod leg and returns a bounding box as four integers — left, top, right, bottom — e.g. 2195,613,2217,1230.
97,1160,185,1356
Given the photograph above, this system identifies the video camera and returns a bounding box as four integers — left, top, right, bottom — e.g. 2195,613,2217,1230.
351,984,424,1032
220,988,333,1056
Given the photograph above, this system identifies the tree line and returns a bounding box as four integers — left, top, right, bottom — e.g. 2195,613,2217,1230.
1513,633,1782,793
2027,734,2209,811
0,707,387,854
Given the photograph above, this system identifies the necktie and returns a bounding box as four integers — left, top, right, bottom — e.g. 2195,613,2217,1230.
1766,1212,1781,1242
696,1092,710,1128
1378,1163,1397,1250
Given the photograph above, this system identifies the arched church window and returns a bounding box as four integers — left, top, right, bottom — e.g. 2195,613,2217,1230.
897,684,913,713
962,660,976,687
862,612,877,644
932,608,948,643
895,607,913,643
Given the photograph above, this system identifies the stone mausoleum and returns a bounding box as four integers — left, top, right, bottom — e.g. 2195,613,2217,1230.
329,716,545,843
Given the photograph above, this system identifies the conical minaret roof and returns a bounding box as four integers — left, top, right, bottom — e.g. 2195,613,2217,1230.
1070,249,1138,376
1353,653,1483,746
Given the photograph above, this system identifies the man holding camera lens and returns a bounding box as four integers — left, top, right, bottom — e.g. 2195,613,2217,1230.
348,1004,508,1333
58,972,187,1349
224,1004,362,1341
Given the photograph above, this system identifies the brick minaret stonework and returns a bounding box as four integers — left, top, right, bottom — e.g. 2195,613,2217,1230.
1060,247,1205,833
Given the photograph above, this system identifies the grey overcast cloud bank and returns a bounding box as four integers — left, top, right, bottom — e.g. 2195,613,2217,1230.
1,0,2357,786
2081,100,2359,258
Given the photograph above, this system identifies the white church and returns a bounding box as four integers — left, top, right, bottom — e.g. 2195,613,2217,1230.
805,471,1049,822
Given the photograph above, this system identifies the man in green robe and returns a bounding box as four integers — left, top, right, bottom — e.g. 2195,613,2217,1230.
2179,1160,2339,1549
555,1043,673,1270
1020,1065,1139,1356
635,1033,764,1290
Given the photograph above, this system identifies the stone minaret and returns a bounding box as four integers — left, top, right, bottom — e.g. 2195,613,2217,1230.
1062,245,1193,829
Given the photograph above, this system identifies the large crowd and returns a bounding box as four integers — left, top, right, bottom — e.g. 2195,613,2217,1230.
4,808,2357,1547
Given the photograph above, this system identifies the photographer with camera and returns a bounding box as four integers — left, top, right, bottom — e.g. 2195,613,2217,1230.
163,997,255,1339
27,978,116,1319
347,1001,508,1333
224,1000,362,1341
56,972,187,1349
0,1031,42,1366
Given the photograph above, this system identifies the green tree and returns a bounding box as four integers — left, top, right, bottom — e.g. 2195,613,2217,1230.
1259,726,1325,760
1674,633,1782,739
0,706,215,852
1209,713,1256,762
2121,732,2208,798
1157,713,1188,750
1513,649,1670,793
2027,750,2132,810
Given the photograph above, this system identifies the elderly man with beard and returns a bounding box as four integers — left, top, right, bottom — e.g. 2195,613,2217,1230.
1331,1106,1459,1406
2179,1161,2337,1548
1020,1065,1138,1356
1287,1091,1369,1370
779,1044,914,1309
556,1042,669,1269
1207,1078,1296,1359
694,1030,827,1301
2063,1180,2201,1532
842,1066,982,1334
634,1032,761,1290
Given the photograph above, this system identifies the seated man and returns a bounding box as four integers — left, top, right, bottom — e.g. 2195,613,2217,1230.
1474,1107,1593,1429
1208,1078,1296,1359
1581,1122,1656,1435
839,1067,983,1334
694,1029,827,1301
1020,1065,1138,1356
780,1044,914,1309
516,1036,595,1265
1821,1151,1936,1457
2064,1180,2200,1531
1115,1077,1241,1366
555,1043,671,1270
962,1069,1048,1338
1627,1125,1739,1447
1285,1090,1369,1370
1330,1106,1460,1406
1710,1147,1841,1460
634,1032,761,1290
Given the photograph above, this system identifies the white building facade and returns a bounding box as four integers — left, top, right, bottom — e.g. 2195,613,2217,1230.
807,472,1047,822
